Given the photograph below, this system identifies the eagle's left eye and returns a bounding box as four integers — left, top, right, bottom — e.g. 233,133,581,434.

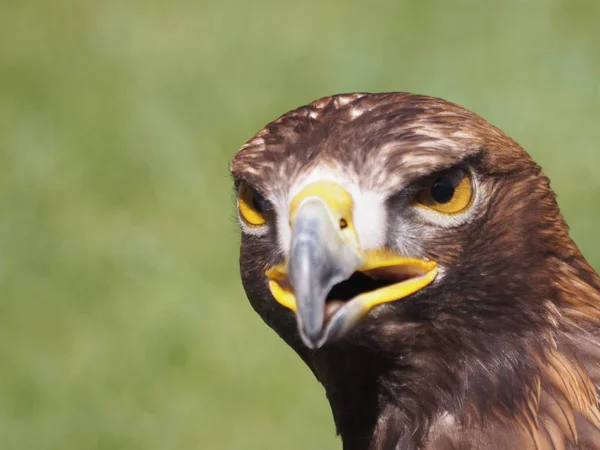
238,183,269,226
413,169,474,214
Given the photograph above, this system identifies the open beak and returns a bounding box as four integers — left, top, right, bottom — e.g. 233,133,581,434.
266,182,438,349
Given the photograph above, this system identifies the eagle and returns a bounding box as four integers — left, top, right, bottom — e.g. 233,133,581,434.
229,93,600,450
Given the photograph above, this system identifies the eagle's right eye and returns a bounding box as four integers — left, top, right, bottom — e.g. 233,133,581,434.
238,183,268,226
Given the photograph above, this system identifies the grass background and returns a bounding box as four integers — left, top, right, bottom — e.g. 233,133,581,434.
1,1,599,449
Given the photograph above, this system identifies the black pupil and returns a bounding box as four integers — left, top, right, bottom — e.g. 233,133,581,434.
431,178,455,204
252,190,268,213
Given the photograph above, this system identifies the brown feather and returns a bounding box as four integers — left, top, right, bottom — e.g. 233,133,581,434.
231,93,600,449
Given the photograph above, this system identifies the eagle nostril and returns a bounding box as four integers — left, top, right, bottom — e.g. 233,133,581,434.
339,218,348,230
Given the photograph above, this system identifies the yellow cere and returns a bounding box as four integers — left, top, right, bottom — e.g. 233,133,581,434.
415,172,474,214
290,181,354,218
289,181,359,247
238,184,267,226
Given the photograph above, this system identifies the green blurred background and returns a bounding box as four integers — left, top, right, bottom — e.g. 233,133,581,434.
1,1,599,449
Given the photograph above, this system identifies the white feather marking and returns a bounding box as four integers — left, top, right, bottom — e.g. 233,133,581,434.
239,136,265,151
427,411,457,442
241,166,260,175
335,95,357,107
350,106,364,119
433,265,446,283
274,195,291,252
412,126,448,140
351,189,387,251
451,129,475,139
439,411,455,427
399,152,440,166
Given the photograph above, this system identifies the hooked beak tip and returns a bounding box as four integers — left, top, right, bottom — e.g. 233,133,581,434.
299,327,325,350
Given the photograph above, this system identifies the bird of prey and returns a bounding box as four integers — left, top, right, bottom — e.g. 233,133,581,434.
229,93,600,450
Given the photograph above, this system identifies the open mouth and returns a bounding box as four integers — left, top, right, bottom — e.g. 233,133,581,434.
267,253,438,333
324,265,429,325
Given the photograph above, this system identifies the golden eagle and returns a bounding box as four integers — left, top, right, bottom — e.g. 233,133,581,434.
230,93,600,449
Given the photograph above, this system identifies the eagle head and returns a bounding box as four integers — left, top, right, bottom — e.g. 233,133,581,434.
229,93,600,449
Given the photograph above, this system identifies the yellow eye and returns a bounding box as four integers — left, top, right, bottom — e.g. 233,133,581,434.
414,169,474,214
238,183,268,226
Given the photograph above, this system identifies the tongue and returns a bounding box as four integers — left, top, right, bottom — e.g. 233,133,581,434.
324,300,345,323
